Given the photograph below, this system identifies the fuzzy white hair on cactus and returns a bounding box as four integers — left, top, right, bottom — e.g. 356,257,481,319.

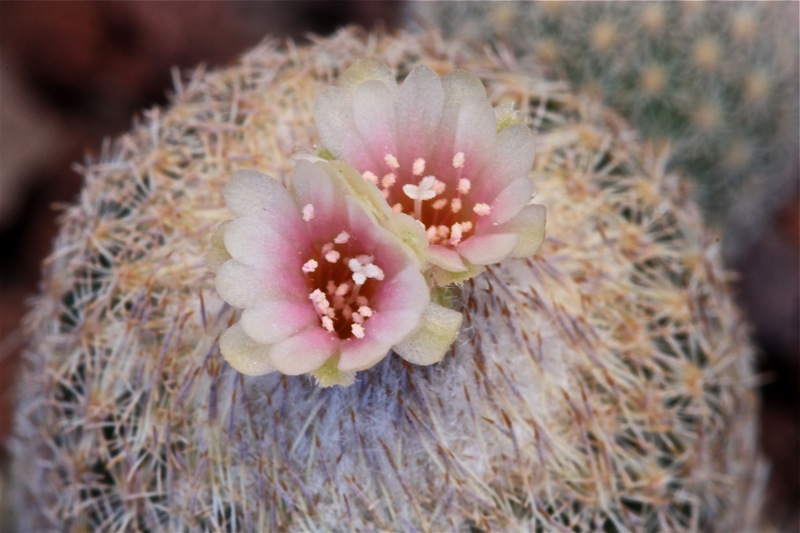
314,59,546,285
210,160,462,386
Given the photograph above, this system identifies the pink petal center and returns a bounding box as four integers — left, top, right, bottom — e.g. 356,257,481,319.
300,219,385,341
363,151,492,248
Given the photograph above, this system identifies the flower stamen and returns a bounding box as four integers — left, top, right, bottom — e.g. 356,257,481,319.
302,203,315,221
473,203,492,216
348,255,385,286
351,323,365,339
362,171,379,184
382,173,397,189
412,157,426,176
384,153,400,170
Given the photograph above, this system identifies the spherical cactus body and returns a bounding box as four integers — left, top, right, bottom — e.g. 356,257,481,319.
13,30,762,531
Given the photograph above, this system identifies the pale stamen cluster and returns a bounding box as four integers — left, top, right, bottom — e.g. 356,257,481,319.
300,215,382,339
361,151,492,247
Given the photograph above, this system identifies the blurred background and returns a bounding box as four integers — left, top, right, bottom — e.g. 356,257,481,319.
0,1,796,529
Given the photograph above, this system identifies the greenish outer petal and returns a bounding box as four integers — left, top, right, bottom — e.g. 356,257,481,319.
206,221,232,273
323,160,391,219
322,160,429,265
311,354,356,388
393,302,463,366
219,323,276,376
502,203,547,258
429,262,486,287
338,58,398,95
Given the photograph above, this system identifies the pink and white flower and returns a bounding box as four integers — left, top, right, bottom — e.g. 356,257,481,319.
314,59,546,283
213,160,461,386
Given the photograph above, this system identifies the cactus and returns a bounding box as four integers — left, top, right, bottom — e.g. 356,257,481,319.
411,1,799,260
12,29,763,531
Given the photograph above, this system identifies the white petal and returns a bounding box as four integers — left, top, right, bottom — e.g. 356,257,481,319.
337,333,394,373
337,305,424,372
433,96,496,176
225,170,297,219
344,196,383,248
393,302,462,366
453,97,497,166
373,265,430,318
487,177,534,225
487,124,535,193
219,323,276,376
352,80,397,166
433,70,491,167
267,328,338,376
291,160,347,231
457,233,519,265
441,69,487,107
223,215,299,267
426,245,468,272
215,260,297,308
499,204,547,258
314,86,371,168
395,65,445,164
241,300,318,345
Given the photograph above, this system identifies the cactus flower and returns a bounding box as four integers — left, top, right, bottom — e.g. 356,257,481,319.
213,160,461,386
315,59,546,283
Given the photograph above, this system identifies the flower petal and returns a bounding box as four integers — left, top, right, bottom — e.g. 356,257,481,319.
485,177,534,226
311,355,356,387
206,221,232,274
241,300,318,346
338,58,397,95
223,215,301,267
315,86,372,169
338,265,430,373
216,260,297,308
429,263,486,287
337,307,423,372
352,80,397,168
337,333,394,373
395,65,445,165
457,233,519,265
427,245,468,272
225,170,298,219
374,265,430,317
486,124,535,190
267,328,338,376
499,204,547,258
383,212,429,265
393,302,462,366
441,69,488,108
219,323,276,376
324,160,393,219
440,96,497,176
291,160,347,232
433,70,493,170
